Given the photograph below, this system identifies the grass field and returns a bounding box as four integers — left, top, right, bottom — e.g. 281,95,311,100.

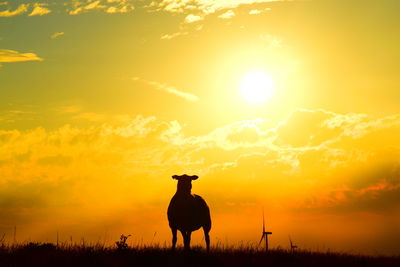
0,243,399,267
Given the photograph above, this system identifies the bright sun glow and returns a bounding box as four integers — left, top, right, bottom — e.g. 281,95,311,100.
239,71,275,104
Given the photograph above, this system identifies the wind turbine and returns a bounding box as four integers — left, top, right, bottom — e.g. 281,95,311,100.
289,236,298,252
258,209,272,252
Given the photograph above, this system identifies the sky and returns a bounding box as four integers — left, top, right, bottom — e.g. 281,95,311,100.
1,0,400,255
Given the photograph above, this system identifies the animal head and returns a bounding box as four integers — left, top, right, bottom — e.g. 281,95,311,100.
172,174,198,194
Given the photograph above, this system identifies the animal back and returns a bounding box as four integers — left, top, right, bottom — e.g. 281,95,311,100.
193,194,211,231
168,194,211,231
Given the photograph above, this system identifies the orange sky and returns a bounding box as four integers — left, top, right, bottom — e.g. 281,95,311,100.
1,0,400,255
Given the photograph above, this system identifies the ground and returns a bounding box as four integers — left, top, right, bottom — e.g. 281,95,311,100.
0,243,399,267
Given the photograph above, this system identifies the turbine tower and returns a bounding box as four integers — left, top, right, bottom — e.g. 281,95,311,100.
289,236,298,252
258,209,272,252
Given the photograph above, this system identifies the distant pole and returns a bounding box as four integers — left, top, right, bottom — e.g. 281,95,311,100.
13,226,16,244
57,231,59,247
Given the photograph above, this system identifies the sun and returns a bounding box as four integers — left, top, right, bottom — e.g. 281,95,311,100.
239,71,275,104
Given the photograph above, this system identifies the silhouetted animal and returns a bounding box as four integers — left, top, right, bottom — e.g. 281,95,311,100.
167,174,211,251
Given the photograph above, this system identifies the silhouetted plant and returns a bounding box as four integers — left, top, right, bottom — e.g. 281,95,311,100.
0,243,399,267
115,234,131,250
22,242,57,251
0,233,5,249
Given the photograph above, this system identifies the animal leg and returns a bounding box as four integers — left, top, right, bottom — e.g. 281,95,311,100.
203,227,210,252
182,231,191,250
171,228,177,250
185,231,192,250
180,230,187,249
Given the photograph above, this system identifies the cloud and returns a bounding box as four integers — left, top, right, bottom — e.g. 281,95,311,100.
69,0,105,15
0,1,134,17
184,14,203,23
160,31,188,40
106,0,134,14
249,9,261,15
2,0,282,18
218,10,235,19
0,49,43,63
50,32,65,39
249,7,271,15
28,3,51,16
0,108,399,253
297,160,400,214
0,4,28,17
106,6,126,13
154,0,280,15
69,0,134,15
132,77,199,102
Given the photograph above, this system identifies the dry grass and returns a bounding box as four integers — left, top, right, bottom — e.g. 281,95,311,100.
0,242,399,267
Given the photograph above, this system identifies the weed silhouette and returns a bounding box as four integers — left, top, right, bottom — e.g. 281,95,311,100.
115,234,131,250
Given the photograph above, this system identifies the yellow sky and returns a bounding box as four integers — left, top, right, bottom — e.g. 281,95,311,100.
0,0,400,255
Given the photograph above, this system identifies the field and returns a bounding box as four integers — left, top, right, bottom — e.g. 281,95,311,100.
0,243,399,267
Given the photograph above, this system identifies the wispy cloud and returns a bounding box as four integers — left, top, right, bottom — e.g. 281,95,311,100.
69,0,105,15
50,32,65,39
249,7,271,15
0,0,277,18
69,0,134,15
0,3,28,17
106,0,134,14
0,49,43,63
160,31,188,40
28,3,51,16
145,0,278,27
154,0,280,15
218,10,235,19
132,77,199,102
0,1,135,17
249,9,261,15
184,14,203,23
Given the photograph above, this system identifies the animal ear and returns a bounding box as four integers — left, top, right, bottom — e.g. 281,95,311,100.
172,175,179,180
191,175,199,180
